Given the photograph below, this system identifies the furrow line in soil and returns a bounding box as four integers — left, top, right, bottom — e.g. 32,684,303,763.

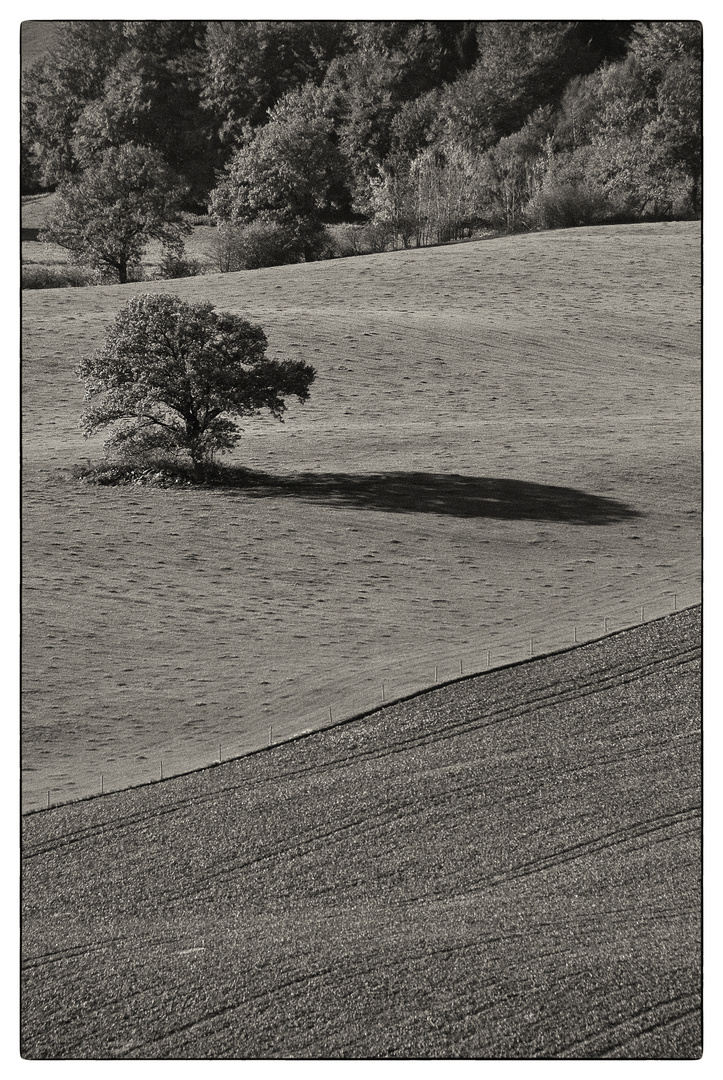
474,806,700,891
554,992,701,1059
22,629,700,858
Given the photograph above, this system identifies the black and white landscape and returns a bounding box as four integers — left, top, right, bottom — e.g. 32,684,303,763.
21,20,702,1060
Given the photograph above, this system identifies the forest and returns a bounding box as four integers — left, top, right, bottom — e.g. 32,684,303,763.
22,20,702,275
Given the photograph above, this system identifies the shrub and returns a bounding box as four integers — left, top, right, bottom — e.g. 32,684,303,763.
528,179,610,229
212,220,336,272
326,222,394,258
360,220,394,254
212,221,296,272
328,224,367,257
156,249,203,279
213,222,244,273
234,221,302,269
528,150,611,230
73,450,194,487
22,264,98,289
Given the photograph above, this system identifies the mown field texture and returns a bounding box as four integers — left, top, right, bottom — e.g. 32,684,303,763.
21,607,701,1059
22,221,701,809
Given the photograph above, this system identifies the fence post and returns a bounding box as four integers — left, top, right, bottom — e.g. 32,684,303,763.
47,790,50,809
434,665,438,683
160,760,163,781
101,774,104,795
529,636,533,657
574,626,577,644
487,649,491,668
269,726,273,746
329,706,333,722
460,660,463,676
641,605,645,622
382,682,386,701
674,594,678,611
218,742,222,764
604,618,608,634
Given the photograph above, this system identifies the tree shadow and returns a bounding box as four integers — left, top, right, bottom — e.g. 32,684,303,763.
216,468,640,525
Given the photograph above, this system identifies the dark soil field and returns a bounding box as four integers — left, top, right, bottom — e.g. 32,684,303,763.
21,606,701,1059
21,221,701,810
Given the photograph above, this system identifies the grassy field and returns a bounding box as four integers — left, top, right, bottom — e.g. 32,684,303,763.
21,220,701,809
21,607,701,1058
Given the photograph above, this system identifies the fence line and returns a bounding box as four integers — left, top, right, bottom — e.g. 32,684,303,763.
27,582,701,814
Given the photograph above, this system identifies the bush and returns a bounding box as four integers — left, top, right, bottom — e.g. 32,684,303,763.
213,223,244,273
326,222,394,258
212,220,337,272
156,249,203,279
212,221,297,272
528,180,610,230
73,449,194,487
22,264,98,289
528,148,611,230
303,227,338,262
328,224,367,257
236,221,303,269
360,220,394,253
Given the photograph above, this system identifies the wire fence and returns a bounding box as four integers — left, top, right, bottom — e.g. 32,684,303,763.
24,580,701,814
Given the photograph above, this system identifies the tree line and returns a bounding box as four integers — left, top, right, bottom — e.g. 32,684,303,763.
22,20,701,282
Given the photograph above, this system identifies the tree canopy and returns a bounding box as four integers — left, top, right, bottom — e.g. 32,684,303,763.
23,19,701,254
77,294,316,474
210,85,349,257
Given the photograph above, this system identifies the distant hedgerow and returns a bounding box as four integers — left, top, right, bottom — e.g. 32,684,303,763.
22,264,98,289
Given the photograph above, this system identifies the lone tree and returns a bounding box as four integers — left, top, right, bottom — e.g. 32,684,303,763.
77,293,316,476
40,145,190,283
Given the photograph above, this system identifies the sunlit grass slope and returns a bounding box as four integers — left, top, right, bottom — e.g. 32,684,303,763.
22,221,701,808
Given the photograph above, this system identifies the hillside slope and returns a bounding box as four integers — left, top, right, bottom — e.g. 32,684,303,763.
22,606,701,1059
21,222,701,809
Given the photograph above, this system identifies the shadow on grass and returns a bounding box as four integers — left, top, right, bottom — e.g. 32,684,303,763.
215,467,639,524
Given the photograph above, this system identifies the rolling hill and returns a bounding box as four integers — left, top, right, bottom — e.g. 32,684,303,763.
21,222,701,810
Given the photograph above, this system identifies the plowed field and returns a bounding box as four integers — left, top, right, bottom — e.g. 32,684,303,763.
21,222,701,808
21,607,701,1059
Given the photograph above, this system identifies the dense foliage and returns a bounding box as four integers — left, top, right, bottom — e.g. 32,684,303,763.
23,20,701,265
77,294,316,473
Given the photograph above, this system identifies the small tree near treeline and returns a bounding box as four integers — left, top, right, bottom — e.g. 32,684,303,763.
77,294,316,479
40,145,190,284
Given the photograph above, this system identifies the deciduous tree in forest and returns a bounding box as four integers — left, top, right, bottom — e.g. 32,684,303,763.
22,20,126,186
201,21,353,143
439,22,592,153
23,20,213,201
209,85,349,259
23,18,702,251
